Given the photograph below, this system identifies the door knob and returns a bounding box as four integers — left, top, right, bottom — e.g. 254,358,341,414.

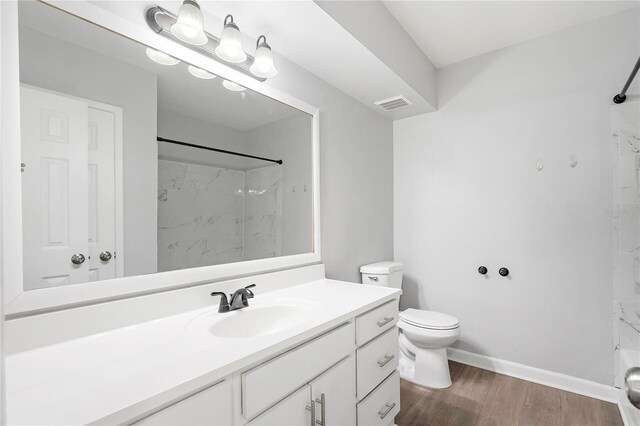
71,253,86,265
99,251,112,262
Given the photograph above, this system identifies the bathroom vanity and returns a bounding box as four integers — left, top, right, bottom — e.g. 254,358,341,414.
0,2,402,424
6,268,401,425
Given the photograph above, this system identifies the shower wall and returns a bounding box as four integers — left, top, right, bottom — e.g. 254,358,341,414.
612,100,640,424
157,160,245,271
244,165,283,261
157,160,282,271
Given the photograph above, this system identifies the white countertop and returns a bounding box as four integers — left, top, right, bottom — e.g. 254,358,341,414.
6,279,400,425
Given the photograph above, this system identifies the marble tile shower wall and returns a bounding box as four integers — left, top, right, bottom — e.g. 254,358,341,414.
157,160,282,271
612,100,640,387
244,165,283,261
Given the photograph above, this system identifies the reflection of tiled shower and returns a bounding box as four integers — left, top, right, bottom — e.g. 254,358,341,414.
612,100,640,423
157,160,282,272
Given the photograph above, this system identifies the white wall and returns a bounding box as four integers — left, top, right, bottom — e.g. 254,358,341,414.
394,9,640,385
19,27,158,277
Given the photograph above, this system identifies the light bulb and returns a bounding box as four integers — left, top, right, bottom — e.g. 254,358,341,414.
145,47,180,65
170,0,208,46
188,65,216,79
215,15,247,64
222,80,246,92
250,35,278,78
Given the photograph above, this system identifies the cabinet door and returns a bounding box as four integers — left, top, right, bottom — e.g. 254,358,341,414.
310,355,357,426
248,385,312,426
135,380,232,425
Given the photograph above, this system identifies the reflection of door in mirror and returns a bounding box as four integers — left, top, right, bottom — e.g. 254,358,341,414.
21,86,123,290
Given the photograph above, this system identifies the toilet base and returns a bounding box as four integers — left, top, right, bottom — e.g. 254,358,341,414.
399,347,453,389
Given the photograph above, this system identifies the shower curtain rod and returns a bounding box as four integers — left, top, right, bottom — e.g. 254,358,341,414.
157,136,283,165
614,56,640,104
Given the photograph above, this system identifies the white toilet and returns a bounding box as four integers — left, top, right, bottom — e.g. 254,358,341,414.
360,261,461,389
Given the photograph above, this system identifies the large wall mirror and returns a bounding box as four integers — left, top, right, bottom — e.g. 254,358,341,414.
12,0,317,308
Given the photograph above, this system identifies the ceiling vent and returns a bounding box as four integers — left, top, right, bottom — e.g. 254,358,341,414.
375,95,412,112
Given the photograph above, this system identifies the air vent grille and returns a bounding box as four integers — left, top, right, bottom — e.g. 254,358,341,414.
375,95,412,111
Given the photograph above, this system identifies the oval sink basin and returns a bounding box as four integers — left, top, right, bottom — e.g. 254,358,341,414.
211,305,311,338
186,301,318,339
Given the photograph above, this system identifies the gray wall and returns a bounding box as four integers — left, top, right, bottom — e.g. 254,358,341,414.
19,27,158,277
393,9,640,385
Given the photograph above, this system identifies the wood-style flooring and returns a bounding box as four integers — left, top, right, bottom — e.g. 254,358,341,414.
395,361,623,426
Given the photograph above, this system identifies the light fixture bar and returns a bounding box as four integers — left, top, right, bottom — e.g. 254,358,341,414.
145,6,266,82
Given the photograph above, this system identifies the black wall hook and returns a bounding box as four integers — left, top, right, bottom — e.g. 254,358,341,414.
478,266,488,275
499,267,510,277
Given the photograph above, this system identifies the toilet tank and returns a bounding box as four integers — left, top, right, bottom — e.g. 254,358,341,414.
360,261,404,289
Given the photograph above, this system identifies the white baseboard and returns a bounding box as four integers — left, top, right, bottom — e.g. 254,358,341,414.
447,348,619,403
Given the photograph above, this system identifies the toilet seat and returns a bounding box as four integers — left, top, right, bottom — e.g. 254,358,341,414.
400,308,459,330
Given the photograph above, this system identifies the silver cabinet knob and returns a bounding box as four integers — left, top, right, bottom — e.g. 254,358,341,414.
71,253,86,265
99,251,112,262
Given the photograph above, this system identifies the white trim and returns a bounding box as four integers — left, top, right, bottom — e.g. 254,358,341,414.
2,1,322,316
618,400,630,426
448,348,619,403
0,2,7,421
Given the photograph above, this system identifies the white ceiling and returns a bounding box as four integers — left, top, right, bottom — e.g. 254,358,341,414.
383,1,640,68
18,0,302,131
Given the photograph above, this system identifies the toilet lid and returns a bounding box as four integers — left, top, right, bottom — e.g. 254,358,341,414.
400,309,459,330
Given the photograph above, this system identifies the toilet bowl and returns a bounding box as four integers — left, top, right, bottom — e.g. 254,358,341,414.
360,261,461,389
397,309,460,388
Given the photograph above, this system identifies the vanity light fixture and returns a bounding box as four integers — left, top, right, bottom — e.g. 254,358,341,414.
215,15,247,64
170,0,208,46
145,5,277,82
222,80,246,92
188,65,216,79
145,47,180,65
250,35,278,78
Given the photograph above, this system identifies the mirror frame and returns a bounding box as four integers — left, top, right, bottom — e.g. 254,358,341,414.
0,0,321,316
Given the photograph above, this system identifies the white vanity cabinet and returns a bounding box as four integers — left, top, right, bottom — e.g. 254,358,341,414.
354,300,401,426
125,298,399,426
249,355,356,426
134,379,232,426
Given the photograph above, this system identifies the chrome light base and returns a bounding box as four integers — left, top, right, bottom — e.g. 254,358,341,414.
145,6,266,82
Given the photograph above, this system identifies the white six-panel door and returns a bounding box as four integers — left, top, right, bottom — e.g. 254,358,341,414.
21,86,119,289
21,86,89,289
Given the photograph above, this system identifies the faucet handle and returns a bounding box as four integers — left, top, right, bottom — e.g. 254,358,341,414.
210,291,230,313
245,284,256,298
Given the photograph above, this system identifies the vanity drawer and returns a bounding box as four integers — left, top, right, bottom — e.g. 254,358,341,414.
356,300,398,346
356,327,399,400
134,379,232,425
356,371,400,426
242,321,355,420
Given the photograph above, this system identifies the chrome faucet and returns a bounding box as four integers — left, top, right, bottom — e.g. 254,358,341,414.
210,284,256,313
